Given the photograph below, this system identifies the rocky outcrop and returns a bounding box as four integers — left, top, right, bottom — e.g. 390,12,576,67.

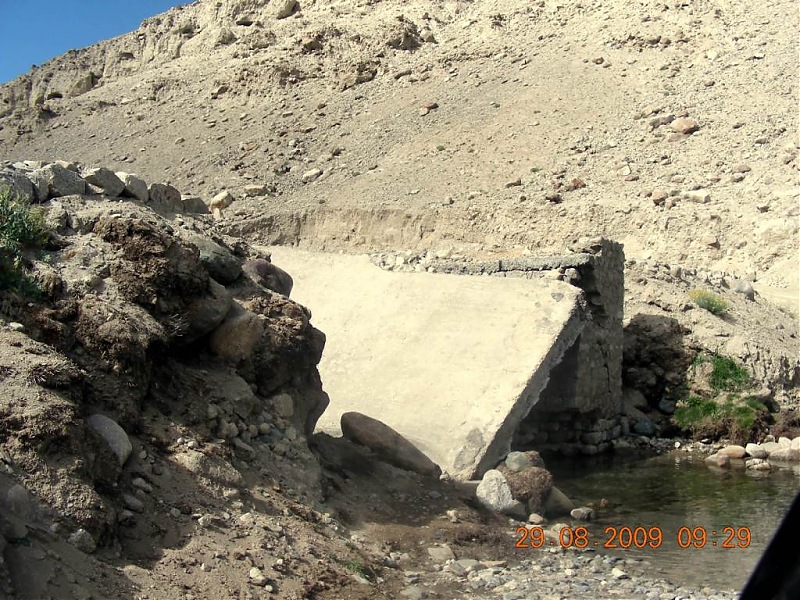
0,165,329,542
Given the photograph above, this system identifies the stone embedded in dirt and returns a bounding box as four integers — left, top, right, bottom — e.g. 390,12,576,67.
701,234,720,248
243,184,268,197
682,189,711,203
427,545,456,562
185,232,242,285
116,172,149,202
671,117,700,135
68,528,97,554
122,493,144,513
504,450,544,472
180,280,234,344
543,486,575,518
270,393,295,418
633,418,655,437
274,0,299,19
730,279,755,301
718,445,746,458
301,168,323,183
82,167,125,197
181,195,209,214
86,414,133,466
249,566,270,587
340,412,442,478
528,513,545,524
570,507,595,521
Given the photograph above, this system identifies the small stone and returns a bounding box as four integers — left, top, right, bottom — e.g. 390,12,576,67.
123,494,145,513
8,322,24,332
301,168,323,183
671,117,699,135
611,567,629,579
570,507,595,521
86,414,132,466
746,443,768,459
683,190,711,203
209,190,234,210
528,513,545,525
249,566,269,587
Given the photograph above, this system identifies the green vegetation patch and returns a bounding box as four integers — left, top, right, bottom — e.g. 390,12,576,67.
693,351,751,392
689,289,729,315
0,186,48,295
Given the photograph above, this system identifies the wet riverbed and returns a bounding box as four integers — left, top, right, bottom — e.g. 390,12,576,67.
549,450,800,592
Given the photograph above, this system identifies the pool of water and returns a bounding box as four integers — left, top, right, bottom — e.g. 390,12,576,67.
548,450,800,592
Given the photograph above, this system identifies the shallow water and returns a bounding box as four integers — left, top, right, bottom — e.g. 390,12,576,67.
548,450,800,592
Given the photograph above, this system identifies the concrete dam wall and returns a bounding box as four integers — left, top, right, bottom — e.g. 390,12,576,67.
269,239,625,479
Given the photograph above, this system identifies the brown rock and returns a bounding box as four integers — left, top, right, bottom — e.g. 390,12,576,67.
671,117,700,135
341,412,442,478
718,445,746,459
498,466,553,514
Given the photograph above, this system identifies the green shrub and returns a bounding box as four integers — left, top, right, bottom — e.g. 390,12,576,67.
674,395,719,427
0,186,48,294
708,353,750,392
689,289,729,315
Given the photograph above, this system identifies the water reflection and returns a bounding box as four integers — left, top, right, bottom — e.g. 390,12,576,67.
548,451,799,591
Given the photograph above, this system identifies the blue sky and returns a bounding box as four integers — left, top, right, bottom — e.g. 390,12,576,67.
0,1,185,83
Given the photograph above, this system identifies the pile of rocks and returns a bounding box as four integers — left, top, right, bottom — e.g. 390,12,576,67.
0,159,215,216
704,435,800,471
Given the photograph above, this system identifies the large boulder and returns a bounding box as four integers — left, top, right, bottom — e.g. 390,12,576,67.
35,163,86,198
341,412,441,477
147,183,183,213
116,172,149,202
543,486,575,518
82,167,125,197
0,169,35,203
475,469,526,518
185,232,242,285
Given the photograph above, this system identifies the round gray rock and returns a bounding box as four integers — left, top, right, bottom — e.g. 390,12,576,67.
86,414,132,466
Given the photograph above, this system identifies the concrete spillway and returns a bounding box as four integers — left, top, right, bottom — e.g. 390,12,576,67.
268,248,587,480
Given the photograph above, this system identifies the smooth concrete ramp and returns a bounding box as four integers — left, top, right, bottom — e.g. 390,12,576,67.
268,248,586,480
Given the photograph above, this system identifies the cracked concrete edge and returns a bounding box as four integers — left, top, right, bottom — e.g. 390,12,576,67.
451,296,588,480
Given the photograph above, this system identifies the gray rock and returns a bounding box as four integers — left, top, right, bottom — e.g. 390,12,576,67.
476,469,516,513
69,528,97,553
186,233,242,285
633,418,656,437
543,485,575,518
28,170,49,202
148,182,183,213
123,493,144,513
731,279,755,301
180,279,233,344
117,172,149,202
745,443,768,459
0,169,35,203
570,507,595,521
86,414,132,466
270,393,295,418
181,195,209,214
658,398,676,414
427,545,455,562
301,168,323,183
242,258,293,296
504,450,545,472
341,412,442,478
768,447,800,462
82,167,125,197
274,0,299,19
37,163,86,197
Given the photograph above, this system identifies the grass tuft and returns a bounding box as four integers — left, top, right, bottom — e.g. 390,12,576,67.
689,289,729,315
0,186,48,295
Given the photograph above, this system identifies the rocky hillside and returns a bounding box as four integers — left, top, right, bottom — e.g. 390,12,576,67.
0,0,797,596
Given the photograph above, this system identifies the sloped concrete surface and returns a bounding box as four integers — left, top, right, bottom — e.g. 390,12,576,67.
268,248,585,479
